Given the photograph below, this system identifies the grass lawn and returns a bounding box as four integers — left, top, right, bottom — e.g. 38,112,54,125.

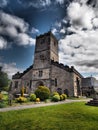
0,102,98,130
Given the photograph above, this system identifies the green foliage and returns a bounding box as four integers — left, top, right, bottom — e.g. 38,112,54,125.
16,96,27,103
36,98,40,102
35,86,50,101
30,94,36,101
0,67,9,91
60,95,63,101
0,93,3,100
52,92,59,96
0,102,6,108
61,94,67,100
52,94,60,102
21,86,25,97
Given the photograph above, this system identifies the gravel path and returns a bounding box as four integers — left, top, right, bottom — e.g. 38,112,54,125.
0,99,90,112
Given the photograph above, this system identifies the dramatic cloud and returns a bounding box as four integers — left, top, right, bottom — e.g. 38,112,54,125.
67,2,95,29
58,0,98,79
52,28,58,35
0,62,22,79
0,11,35,49
31,27,39,34
0,36,7,49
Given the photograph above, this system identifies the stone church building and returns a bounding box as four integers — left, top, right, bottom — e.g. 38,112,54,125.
11,31,83,97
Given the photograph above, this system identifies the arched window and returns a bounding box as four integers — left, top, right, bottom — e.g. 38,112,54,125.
55,78,57,87
36,81,44,88
39,70,43,77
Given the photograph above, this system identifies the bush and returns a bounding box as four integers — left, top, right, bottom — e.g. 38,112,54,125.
52,92,59,96
0,93,3,100
36,98,40,102
52,95,60,102
60,95,63,101
0,102,6,108
30,94,36,101
62,94,67,100
35,86,50,101
16,96,27,103
21,86,25,97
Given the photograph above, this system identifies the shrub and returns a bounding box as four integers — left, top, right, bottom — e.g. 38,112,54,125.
16,96,27,103
0,102,6,108
30,94,36,101
0,93,3,100
36,98,40,102
21,86,25,97
52,92,59,96
52,95,60,102
60,95,63,101
62,94,67,100
35,86,50,101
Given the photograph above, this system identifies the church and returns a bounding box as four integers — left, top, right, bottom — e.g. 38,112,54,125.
11,31,83,97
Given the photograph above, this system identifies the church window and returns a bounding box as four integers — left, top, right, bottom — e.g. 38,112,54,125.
39,70,43,77
55,78,57,87
30,80,32,89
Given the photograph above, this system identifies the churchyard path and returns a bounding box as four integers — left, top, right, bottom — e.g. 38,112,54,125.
0,99,91,112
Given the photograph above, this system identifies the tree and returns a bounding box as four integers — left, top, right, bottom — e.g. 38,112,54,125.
0,67,9,91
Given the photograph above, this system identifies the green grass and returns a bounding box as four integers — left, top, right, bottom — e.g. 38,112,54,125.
0,102,98,130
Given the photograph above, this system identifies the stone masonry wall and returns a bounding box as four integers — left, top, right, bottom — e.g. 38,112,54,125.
51,65,74,96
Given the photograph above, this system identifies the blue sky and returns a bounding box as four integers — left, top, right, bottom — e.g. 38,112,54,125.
0,0,98,79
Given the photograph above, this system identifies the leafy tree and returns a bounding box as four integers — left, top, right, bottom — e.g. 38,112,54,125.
0,67,9,91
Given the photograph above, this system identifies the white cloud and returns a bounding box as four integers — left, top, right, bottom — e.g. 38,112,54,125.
16,33,35,46
0,11,28,33
59,1,98,79
52,28,58,35
0,11,35,49
0,62,22,79
60,28,65,34
59,29,98,64
67,2,95,30
31,27,39,34
0,37,7,49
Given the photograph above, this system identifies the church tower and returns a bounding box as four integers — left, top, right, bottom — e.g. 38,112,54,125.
32,31,59,89
33,31,58,69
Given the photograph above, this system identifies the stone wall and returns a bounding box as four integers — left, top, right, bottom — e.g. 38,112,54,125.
11,79,22,94
21,69,33,93
51,64,74,96
50,36,59,62
31,79,50,92
73,73,82,96
33,50,50,69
